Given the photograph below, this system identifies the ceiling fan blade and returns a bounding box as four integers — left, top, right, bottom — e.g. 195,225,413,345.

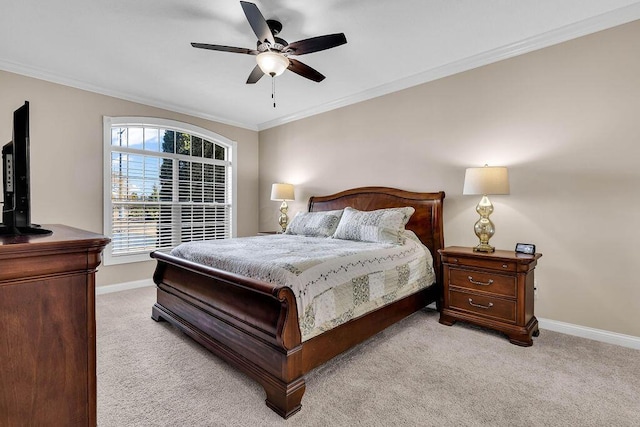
286,33,347,55
191,43,258,55
246,64,264,84
240,1,275,45
287,58,325,82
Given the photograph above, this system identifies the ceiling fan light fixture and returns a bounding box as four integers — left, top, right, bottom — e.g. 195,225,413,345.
256,51,290,77
191,2,345,84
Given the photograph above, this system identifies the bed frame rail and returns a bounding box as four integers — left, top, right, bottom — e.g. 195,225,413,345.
151,251,305,417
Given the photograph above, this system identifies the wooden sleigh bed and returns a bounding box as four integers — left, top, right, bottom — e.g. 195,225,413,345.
151,187,445,418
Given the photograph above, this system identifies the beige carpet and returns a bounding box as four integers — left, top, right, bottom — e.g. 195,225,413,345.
96,287,639,426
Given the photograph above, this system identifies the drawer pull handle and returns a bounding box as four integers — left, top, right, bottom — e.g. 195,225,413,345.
502,264,508,269
468,298,494,309
468,276,493,286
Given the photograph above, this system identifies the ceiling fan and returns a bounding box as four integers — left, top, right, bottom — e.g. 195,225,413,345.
191,1,347,84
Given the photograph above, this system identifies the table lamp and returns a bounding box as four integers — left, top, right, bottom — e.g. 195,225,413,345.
270,183,295,233
463,165,510,253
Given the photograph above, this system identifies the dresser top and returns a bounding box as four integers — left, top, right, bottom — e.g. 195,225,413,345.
0,224,110,254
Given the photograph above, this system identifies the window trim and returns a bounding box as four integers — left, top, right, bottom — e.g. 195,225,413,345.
102,116,238,265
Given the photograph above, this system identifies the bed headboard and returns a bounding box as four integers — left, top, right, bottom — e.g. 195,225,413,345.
308,187,445,285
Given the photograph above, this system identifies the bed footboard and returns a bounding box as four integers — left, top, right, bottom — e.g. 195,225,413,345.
150,251,305,418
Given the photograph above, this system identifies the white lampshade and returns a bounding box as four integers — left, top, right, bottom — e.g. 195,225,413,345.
270,183,295,201
256,52,290,76
463,166,510,195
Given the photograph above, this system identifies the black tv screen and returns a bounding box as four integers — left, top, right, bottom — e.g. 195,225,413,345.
1,101,50,235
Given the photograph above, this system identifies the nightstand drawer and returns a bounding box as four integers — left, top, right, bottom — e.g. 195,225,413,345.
449,268,516,298
444,256,517,272
439,247,541,346
448,290,516,323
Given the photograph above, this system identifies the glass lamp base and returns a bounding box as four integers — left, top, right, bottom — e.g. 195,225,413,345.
278,200,289,233
473,195,496,253
473,243,495,253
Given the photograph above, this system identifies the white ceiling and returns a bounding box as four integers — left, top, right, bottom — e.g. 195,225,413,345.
2,1,640,131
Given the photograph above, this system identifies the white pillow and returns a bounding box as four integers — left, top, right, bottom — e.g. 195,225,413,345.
333,206,415,244
285,209,344,237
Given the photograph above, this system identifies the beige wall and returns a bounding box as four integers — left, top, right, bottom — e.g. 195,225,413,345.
259,21,640,337
0,71,260,287
2,20,638,337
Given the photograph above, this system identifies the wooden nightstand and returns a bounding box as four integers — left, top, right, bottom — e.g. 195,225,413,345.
438,246,542,346
257,231,279,236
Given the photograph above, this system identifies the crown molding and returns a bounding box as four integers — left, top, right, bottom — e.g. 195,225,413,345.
257,3,640,130
3,3,639,133
0,59,259,131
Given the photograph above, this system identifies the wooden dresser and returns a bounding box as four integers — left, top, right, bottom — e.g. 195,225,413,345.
0,225,109,426
438,246,542,346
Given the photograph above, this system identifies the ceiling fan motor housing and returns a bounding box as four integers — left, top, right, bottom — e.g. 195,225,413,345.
266,19,282,35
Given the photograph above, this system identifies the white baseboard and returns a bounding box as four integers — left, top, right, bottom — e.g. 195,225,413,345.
538,318,640,351
95,279,154,295
97,290,640,350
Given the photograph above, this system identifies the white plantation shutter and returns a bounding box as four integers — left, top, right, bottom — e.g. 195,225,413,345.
103,117,236,265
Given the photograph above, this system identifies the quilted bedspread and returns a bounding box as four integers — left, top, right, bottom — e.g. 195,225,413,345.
170,232,435,341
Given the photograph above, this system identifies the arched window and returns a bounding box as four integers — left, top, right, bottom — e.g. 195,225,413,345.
103,117,237,265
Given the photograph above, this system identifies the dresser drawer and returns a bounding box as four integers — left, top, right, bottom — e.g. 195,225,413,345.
448,290,516,323
444,256,517,272
449,268,516,298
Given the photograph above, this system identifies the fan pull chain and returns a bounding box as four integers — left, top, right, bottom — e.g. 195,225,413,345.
272,76,276,108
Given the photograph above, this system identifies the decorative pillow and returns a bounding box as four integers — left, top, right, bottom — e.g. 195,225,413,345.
333,206,415,244
285,209,344,237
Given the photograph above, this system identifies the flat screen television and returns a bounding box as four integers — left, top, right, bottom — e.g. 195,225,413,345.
1,101,51,235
